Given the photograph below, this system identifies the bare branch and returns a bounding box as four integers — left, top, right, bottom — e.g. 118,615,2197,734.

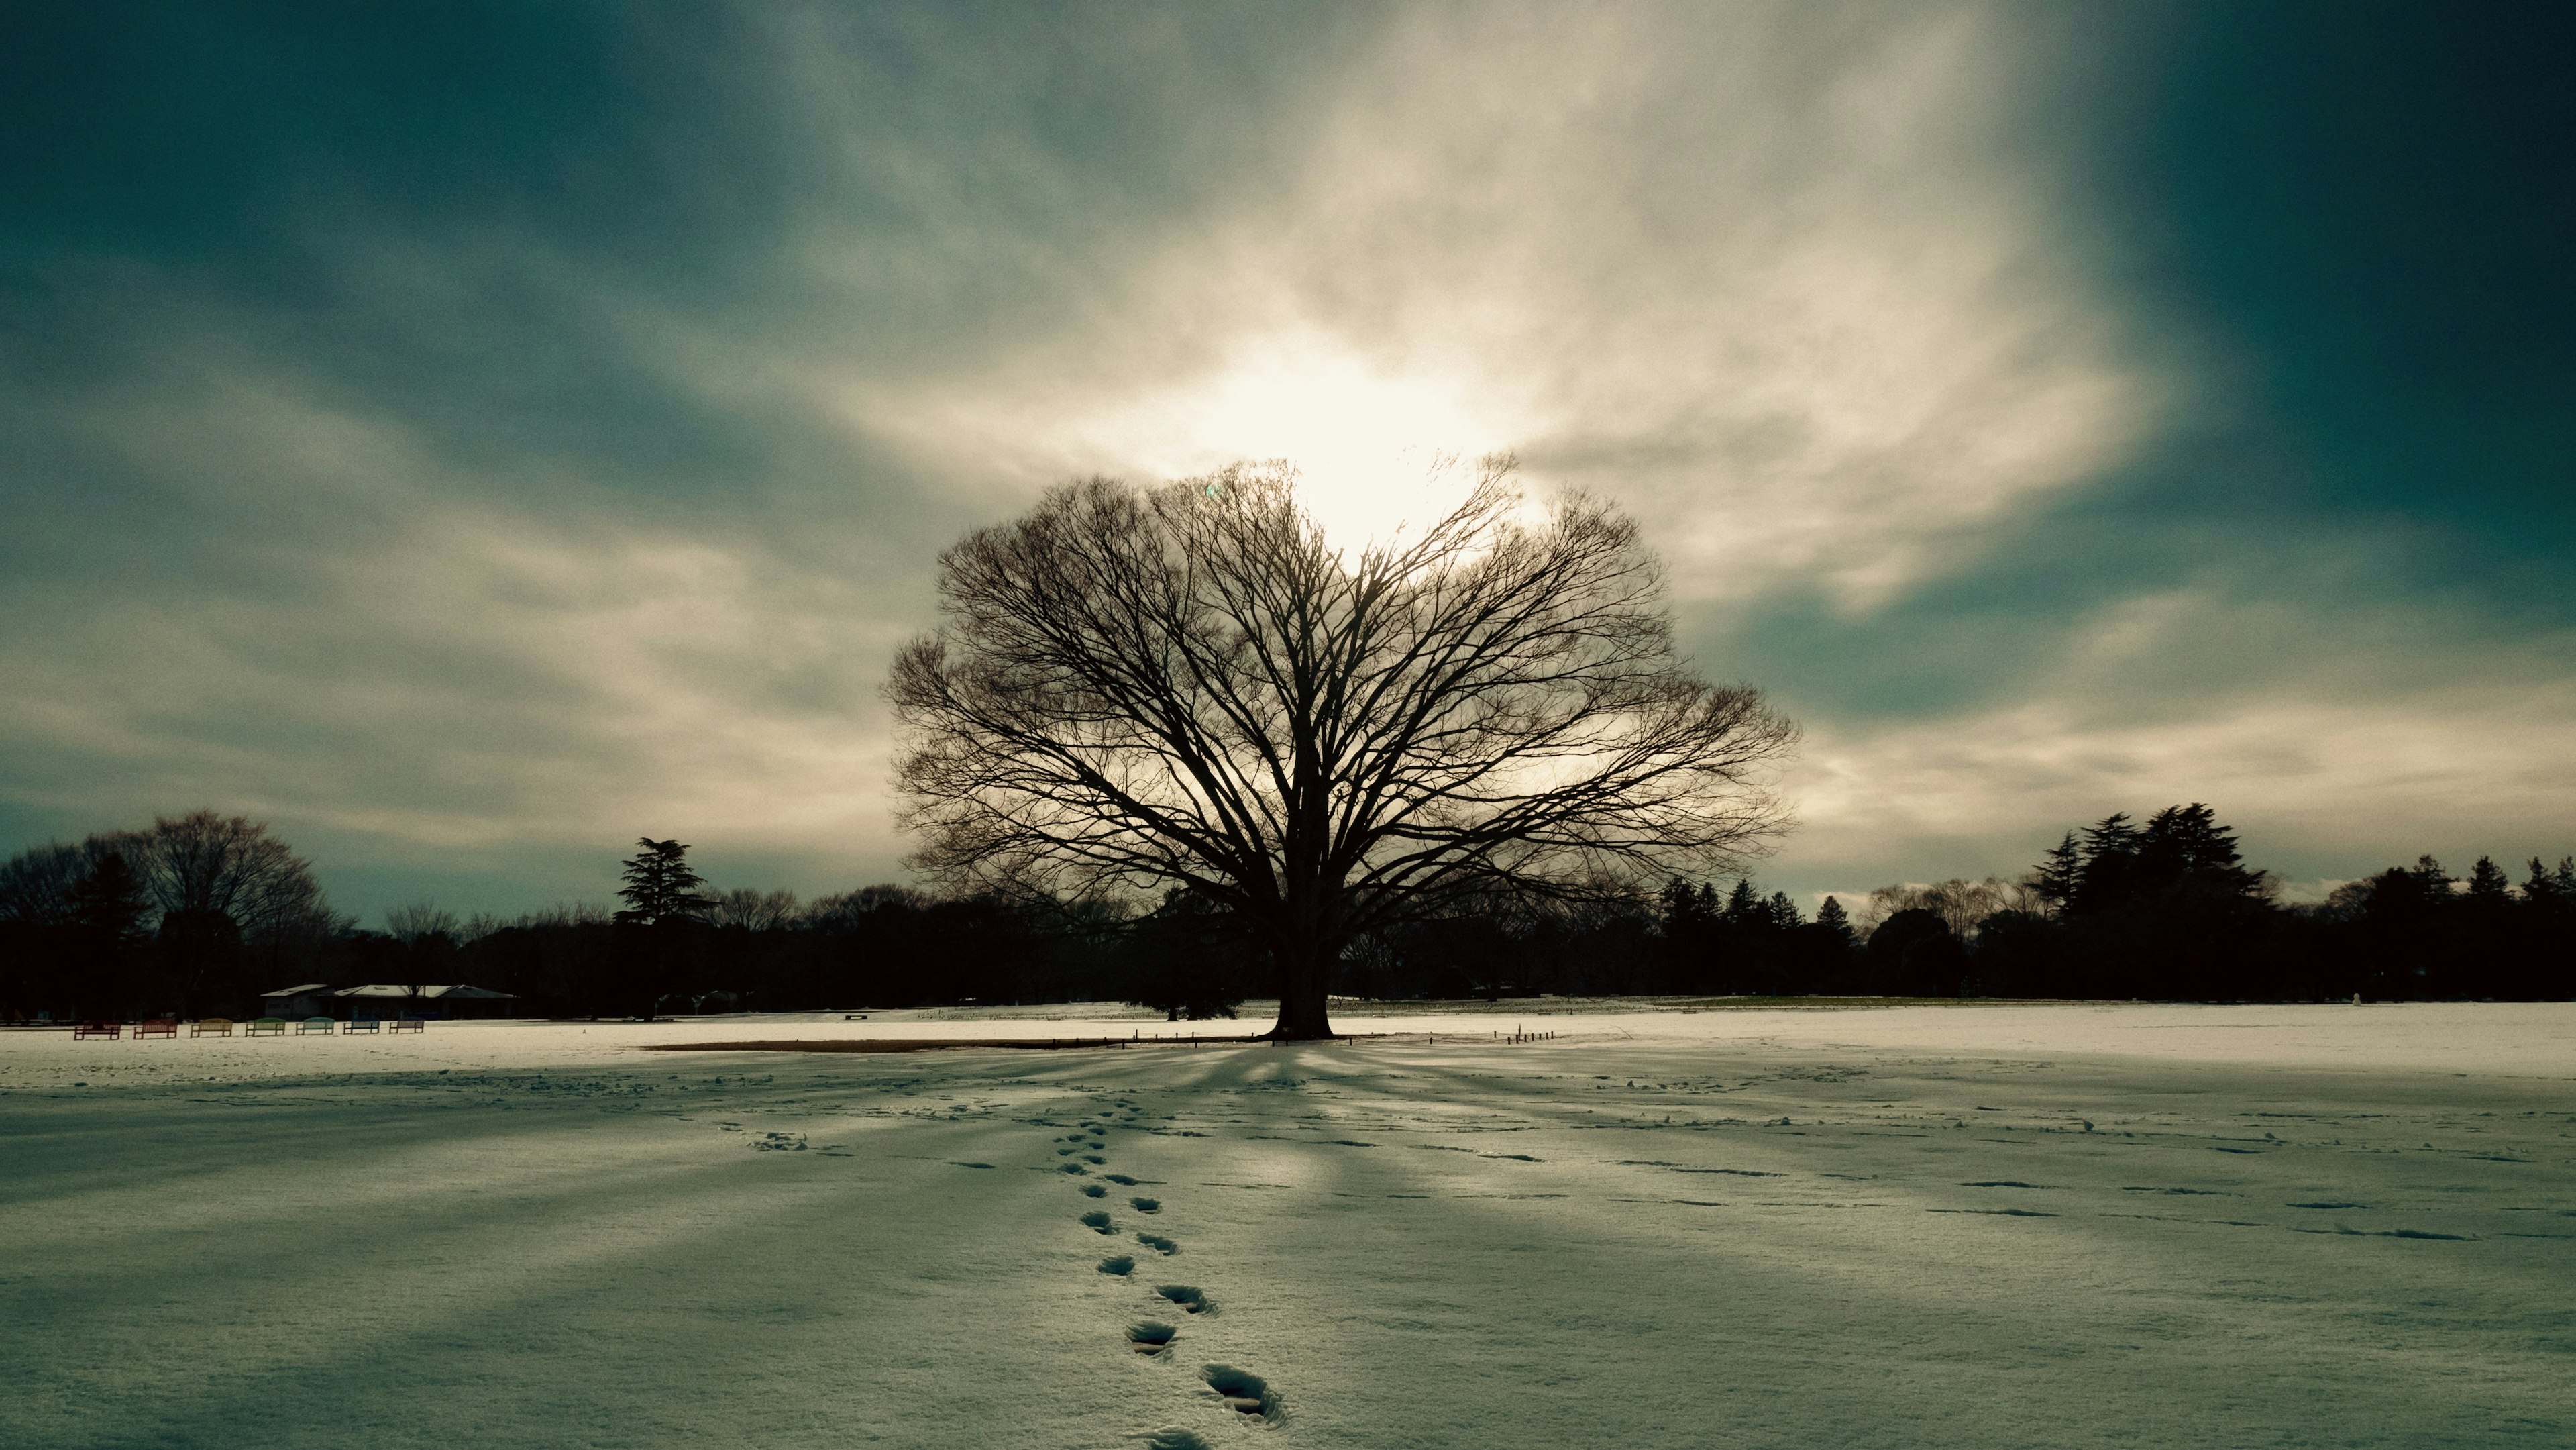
887,460,1796,1037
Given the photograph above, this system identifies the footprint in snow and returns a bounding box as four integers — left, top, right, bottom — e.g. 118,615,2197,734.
1082,1210,1117,1234
1104,1174,1141,1186
1128,1320,1177,1355
1130,1196,1161,1214
1203,1365,1279,1420
1155,1284,1212,1314
1136,1431,1210,1450
1082,1154,1107,1164
1136,1233,1179,1255
1081,1183,1108,1198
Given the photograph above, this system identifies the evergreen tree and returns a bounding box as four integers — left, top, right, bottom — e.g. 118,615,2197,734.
2080,813,2139,859
2525,856,2563,907
2465,855,2511,902
2032,832,2083,915
2408,855,2451,895
1767,891,1801,929
1723,878,1760,927
615,839,710,926
1658,878,1709,936
2072,814,2140,913
1814,896,1853,944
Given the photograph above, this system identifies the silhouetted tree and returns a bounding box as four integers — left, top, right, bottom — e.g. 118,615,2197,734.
615,839,710,926
113,812,335,1014
73,851,152,1012
1867,908,1957,996
1121,886,1257,1020
2032,833,2082,917
1813,896,1852,943
889,459,1797,1039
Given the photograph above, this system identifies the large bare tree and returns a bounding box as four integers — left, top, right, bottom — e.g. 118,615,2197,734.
888,460,1796,1039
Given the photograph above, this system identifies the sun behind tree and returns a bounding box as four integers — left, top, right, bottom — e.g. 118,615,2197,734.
888,458,1797,1039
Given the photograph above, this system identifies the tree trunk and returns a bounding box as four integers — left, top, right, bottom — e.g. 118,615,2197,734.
1267,929,1338,1040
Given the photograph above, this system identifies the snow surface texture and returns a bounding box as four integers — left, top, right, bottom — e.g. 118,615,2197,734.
4,1002,2571,1447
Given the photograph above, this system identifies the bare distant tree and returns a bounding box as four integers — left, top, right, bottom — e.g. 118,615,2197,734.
384,901,463,943
705,887,802,933
117,811,333,939
888,458,1797,1039
0,840,111,927
802,884,931,931
103,811,337,1012
1858,877,2045,941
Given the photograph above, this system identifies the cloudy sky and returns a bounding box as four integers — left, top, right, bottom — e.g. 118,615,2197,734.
4,2,2569,925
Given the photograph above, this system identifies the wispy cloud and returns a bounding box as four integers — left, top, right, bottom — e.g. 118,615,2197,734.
1,3,2565,917
830,5,2150,602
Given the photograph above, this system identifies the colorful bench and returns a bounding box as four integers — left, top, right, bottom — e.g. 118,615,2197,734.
389,1018,426,1034
244,1017,286,1037
133,1019,178,1039
73,1021,120,1039
297,1017,334,1035
193,1017,234,1037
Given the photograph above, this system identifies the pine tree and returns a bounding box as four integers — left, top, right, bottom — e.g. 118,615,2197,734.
1815,896,1853,943
1723,878,1761,929
2407,855,2452,898
2135,803,2265,898
2080,813,2139,860
2032,832,2083,915
2521,858,2575,917
1767,891,1801,929
2072,813,2141,913
2526,857,2561,907
615,839,710,926
2465,856,2511,903
1658,878,1706,936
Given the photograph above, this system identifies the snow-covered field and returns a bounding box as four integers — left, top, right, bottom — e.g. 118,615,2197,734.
5,1001,2571,1448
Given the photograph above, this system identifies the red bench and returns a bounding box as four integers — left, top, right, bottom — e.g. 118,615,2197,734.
133,1019,178,1039
389,1018,427,1034
193,1018,234,1037
73,1021,121,1039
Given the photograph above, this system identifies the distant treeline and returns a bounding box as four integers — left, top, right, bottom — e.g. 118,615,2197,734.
3,807,2571,1020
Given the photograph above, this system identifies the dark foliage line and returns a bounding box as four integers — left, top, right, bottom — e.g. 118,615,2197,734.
5,809,2569,1021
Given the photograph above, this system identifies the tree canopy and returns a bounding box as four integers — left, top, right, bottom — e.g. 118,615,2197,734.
888,460,1797,1038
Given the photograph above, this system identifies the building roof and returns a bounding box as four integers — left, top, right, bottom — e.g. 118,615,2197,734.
260,984,331,998
332,984,517,1000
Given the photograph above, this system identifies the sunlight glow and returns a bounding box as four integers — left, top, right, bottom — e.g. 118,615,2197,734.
1074,327,1527,548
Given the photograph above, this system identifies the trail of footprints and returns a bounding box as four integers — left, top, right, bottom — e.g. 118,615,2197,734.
1061,1097,1281,1442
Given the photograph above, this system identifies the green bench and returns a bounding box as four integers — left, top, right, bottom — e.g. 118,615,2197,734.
244,1017,286,1037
